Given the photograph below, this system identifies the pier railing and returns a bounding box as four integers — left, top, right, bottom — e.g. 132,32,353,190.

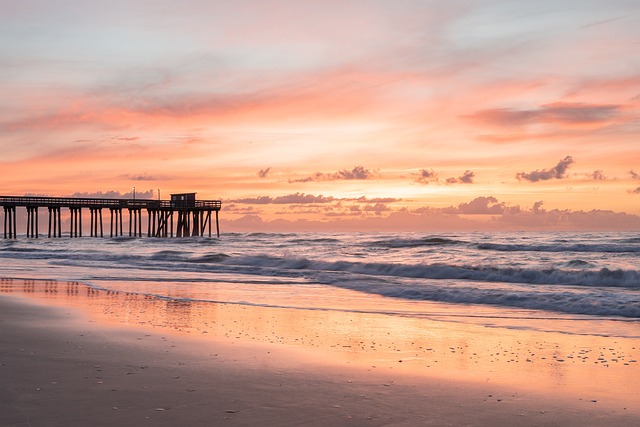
0,196,221,211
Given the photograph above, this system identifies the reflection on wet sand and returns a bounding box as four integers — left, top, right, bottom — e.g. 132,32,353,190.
1,277,639,412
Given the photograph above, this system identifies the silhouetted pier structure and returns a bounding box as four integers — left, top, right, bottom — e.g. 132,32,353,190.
0,193,221,239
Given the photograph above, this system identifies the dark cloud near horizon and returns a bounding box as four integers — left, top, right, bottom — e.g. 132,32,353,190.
231,193,400,205
516,156,574,182
351,196,399,203
446,170,475,184
468,102,621,127
258,168,271,178
69,189,155,199
592,170,607,181
630,187,640,194
362,203,392,215
222,203,263,215
416,169,437,184
631,170,640,180
289,165,374,183
442,196,520,215
416,169,474,185
232,193,335,204
122,173,163,181
458,170,475,184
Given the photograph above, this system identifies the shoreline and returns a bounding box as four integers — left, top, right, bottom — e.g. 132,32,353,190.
1,278,639,426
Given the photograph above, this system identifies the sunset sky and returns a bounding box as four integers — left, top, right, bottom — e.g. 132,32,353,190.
2,0,639,231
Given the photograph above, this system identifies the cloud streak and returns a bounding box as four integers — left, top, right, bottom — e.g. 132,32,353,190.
468,103,622,127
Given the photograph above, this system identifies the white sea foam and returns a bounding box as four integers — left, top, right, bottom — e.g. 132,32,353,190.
1,231,639,320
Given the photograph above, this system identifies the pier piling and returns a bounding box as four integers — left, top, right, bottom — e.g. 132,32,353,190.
89,208,103,237
47,207,62,238
109,208,123,237
3,206,17,239
26,206,39,238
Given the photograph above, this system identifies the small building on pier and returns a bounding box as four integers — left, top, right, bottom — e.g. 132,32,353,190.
171,193,196,209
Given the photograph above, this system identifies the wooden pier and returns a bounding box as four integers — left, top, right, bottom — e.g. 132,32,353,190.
0,193,221,239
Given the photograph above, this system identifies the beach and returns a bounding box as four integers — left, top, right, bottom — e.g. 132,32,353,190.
1,277,639,427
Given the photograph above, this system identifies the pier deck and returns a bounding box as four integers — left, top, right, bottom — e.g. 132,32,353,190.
1,194,221,239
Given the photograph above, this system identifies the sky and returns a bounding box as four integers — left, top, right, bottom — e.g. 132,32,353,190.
1,0,640,231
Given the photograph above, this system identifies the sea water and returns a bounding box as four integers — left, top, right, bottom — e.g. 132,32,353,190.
1,231,638,337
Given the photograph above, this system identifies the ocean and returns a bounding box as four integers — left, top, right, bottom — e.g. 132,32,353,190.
1,231,639,338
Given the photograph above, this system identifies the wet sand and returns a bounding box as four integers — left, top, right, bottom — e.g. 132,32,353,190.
1,278,639,426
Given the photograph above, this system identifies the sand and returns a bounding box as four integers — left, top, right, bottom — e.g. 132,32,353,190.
1,279,639,426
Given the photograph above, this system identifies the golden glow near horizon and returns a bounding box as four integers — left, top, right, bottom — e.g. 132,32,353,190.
1,1,639,231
